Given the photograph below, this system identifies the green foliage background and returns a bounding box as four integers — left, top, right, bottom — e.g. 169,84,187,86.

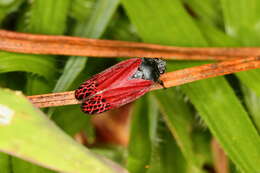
0,0,260,173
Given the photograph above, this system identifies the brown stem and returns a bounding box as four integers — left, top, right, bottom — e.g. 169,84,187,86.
212,138,229,173
1,29,260,60
161,56,260,87
27,56,260,108
28,91,79,108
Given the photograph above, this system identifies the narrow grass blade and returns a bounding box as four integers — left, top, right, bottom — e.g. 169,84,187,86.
242,85,260,132
0,0,25,24
153,88,205,173
69,0,95,21
28,0,70,35
0,52,56,81
0,152,11,173
127,95,153,173
148,122,189,173
11,157,55,173
182,0,223,26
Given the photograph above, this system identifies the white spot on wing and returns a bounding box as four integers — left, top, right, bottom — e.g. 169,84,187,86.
0,105,14,125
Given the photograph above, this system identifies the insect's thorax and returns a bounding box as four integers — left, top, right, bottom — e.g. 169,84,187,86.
131,58,166,82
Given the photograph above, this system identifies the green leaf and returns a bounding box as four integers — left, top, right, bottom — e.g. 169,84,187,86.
12,157,55,173
69,0,94,21
148,122,188,173
236,70,260,97
122,0,260,172
219,0,260,97
220,0,260,46
52,56,86,92
181,78,260,172
153,88,205,173
54,0,120,92
28,0,70,35
242,85,260,132
0,152,11,173
51,105,91,136
0,88,127,173
0,52,56,81
196,0,260,135
197,21,239,47
104,14,140,42
122,0,206,46
0,0,25,24
24,0,70,94
51,0,120,140
127,95,153,173
91,146,127,165
182,0,223,26
76,0,120,38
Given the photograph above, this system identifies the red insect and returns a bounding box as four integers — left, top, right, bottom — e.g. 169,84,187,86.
75,58,166,115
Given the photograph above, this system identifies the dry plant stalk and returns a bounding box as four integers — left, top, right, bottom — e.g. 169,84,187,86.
2,29,260,60
27,56,260,108
212,138,229,173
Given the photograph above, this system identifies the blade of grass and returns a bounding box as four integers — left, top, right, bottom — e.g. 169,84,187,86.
24,0,70,94
10,0,71,171
11,157,55,173
0,0,25,24
192,130,213,169
28,0,69,35
104,14,140,42
220,0,260,46
0,152,11,173
127,95,153,173
182,0,223,26
153,88,205,173
0,88,127,173
53,0,120,92
242,85,260,131
220,0,260,136
122,0,206,46
91,146,127,165
69,0,94,21
122,0,260,172
148,121,189,173
51,105,91,136
197,22,239,47
220,0,260,96
194,1,260,135
0,52,56,81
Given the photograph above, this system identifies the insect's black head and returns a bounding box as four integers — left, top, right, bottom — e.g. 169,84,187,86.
132,58,166,83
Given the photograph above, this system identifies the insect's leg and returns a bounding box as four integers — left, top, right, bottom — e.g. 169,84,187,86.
158,79,166,89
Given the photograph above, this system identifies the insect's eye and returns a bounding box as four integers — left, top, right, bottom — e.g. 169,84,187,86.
158,62,166,74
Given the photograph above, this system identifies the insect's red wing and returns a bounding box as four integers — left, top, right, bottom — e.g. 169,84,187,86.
75,58,142,100
81,79,153,114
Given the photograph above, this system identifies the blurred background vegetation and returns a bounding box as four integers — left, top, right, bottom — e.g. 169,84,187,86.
0,0,260,173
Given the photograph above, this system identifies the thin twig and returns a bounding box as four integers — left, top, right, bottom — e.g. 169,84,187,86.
161,56,260,87
27,56,260,108
28,91,79,108
1,29,260,60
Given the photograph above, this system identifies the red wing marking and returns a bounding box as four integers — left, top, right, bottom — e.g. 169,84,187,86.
80,79,153,114
75,58,142,101
74,79,98,100
81,95,112,114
